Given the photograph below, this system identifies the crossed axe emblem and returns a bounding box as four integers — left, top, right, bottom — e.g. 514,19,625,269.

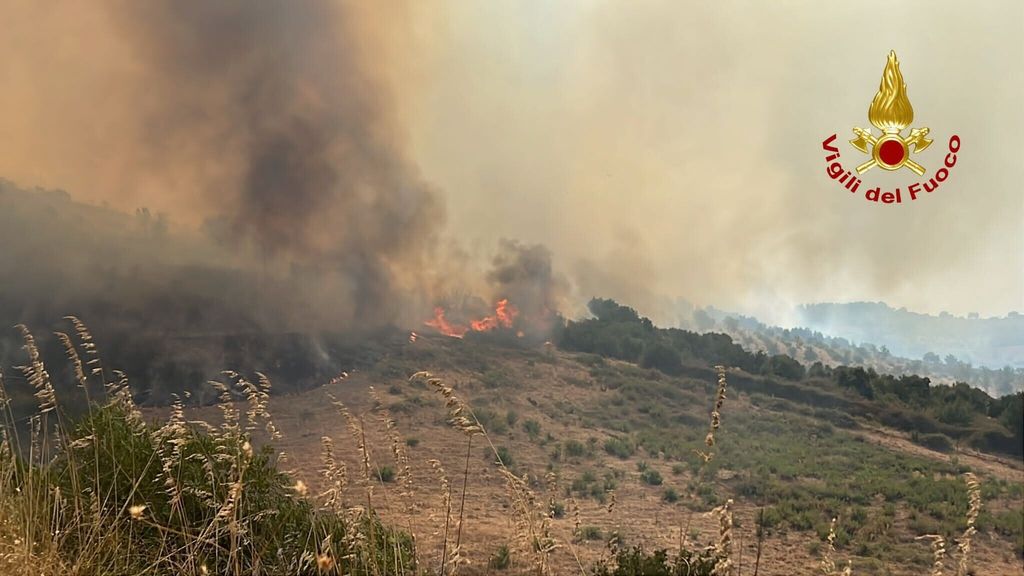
850,126,933,176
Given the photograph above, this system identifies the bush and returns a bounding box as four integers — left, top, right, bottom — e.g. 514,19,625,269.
493,445,515,467
489,544,512,569
377,466,396,482
550,501,566,518
640,469,663,486
4,399,413,576
591,547,717,576
565,439,587,458
475,407,508,435
662,488,679,503
523,419,542,439
914,432,954,453
604,437,636,459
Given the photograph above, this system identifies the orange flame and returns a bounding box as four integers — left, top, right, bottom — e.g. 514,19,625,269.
424,299,520,338
424,307,468,338
470,299,518,331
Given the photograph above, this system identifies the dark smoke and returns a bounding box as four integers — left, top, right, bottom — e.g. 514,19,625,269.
108,0,443,326
0,1,456,403
486,240,568,335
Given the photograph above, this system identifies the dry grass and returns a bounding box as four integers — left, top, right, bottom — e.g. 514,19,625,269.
0,324,999,575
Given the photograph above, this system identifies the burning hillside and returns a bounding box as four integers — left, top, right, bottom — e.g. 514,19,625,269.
424,298,519,338
421,240,566,340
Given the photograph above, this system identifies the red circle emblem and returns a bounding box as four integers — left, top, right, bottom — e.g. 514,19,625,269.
878,139,905,166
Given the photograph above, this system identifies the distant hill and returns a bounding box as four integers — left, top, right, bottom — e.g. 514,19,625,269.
797,302,1023,370
684,304,1023,397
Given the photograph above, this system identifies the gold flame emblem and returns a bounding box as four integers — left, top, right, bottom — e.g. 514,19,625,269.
850,51,933,175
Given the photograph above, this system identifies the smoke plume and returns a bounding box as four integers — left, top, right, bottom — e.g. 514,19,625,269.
1,0,1020,337
0,1,444,330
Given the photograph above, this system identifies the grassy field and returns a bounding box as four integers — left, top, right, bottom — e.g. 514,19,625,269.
0,323,1021,575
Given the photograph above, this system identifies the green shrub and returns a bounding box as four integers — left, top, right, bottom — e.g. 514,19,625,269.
640,469,663,486
914,432,954,453
604,437,635,459
523,419,542,439
662,488,679,503
475,407,508,435
7,400,413,576
550,501,566,518
590,547,716,576
489,544,512,569
565,439,587,458
493,445,515,467
377,466,396,483
480,368,513,389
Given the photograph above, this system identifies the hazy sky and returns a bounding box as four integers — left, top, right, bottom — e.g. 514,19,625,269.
2,1,1021,325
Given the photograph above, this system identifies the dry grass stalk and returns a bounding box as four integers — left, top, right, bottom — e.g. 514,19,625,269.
499,468,557,576
820,516,853,575
415,371,561,576
710,498,733,575
370,386,419,575
320,435,348,512
414,371,484,575
370,387,414,506
0,321,419,576
55,332,88,394
570,496,581,538
428,458,454,575
696,365,728,464
821,516,839,574
412,372,483,436
955,472,981,576
65,316,108,389
15,325,57,415
916,534,947,576
327,394,385,575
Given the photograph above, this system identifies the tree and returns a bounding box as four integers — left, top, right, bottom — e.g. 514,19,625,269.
808,361,830,378
764,354,805,381
588,298,641,324
834,366,874,398
640,341,682,375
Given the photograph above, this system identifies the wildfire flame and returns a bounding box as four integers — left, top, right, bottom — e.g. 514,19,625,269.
868,50,914,133
424,298,520,338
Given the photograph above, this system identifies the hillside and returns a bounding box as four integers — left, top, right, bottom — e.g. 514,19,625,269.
141,330,1024,575
2,307,1022,575
798,302,1024,370
688,306,1024,397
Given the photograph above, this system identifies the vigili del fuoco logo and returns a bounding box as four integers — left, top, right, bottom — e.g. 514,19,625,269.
822,51,960,204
